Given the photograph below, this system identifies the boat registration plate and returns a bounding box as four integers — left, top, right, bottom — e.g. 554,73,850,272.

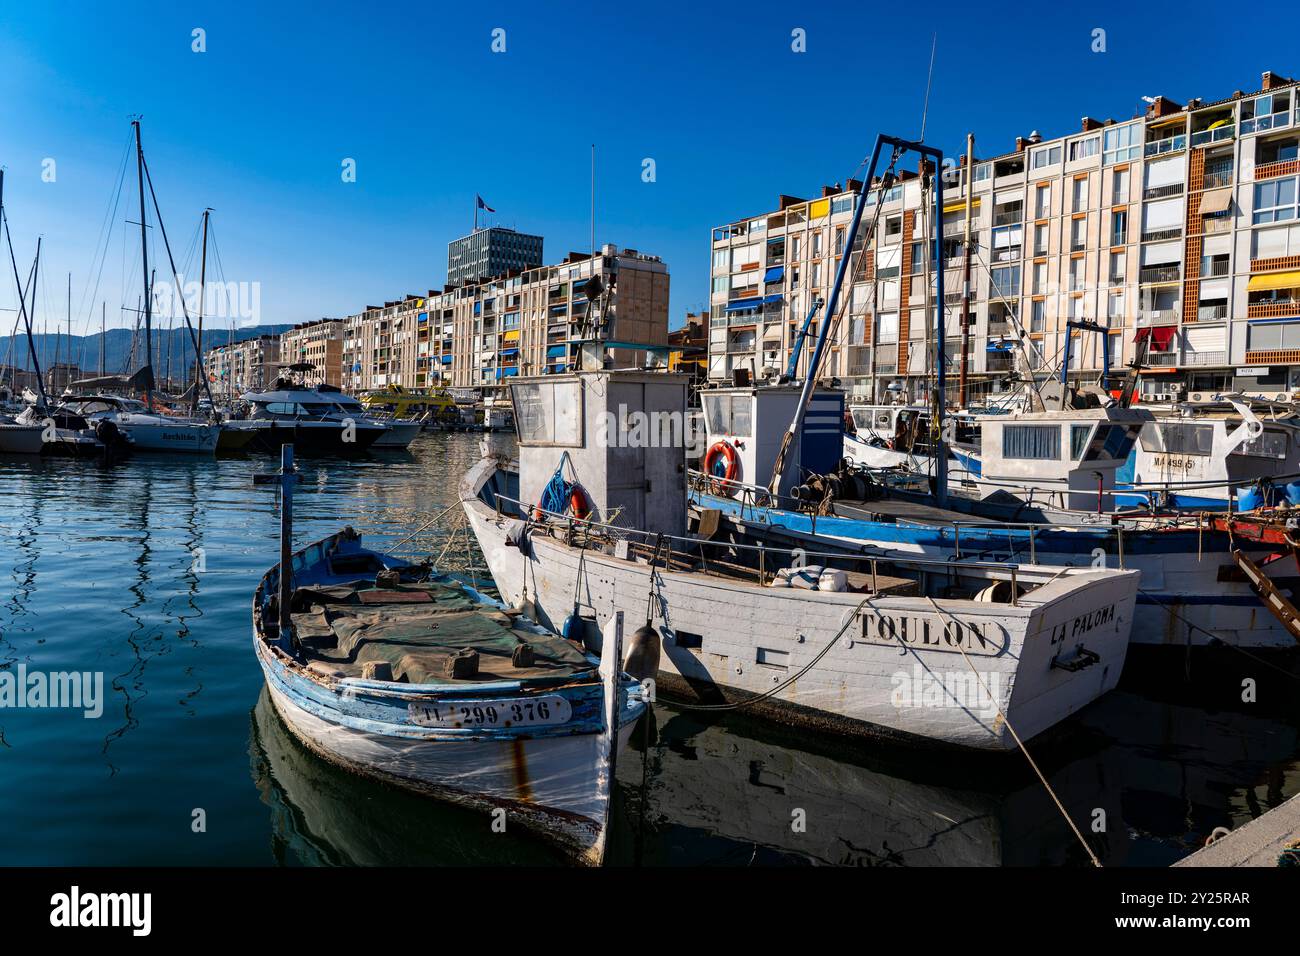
408,696,572,729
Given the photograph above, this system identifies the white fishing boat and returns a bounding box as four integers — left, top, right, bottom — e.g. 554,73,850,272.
253,452,647,862
0,416,45,454
461,366,1138,752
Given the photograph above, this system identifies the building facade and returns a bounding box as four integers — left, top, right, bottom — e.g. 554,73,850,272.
204,334,281,398
343,245,670,394
708,70,1300,405
279,319,344,386
447,227,544,286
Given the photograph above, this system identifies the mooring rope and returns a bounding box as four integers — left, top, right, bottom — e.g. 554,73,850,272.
651,596,872,712
923,595,1102,867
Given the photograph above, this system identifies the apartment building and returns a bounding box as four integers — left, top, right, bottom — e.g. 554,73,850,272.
204,334,281,397
343,245,670,393
279,319,344,386
447,227,544,286
708,70,1300,404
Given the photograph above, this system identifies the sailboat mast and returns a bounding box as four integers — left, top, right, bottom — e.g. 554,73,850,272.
133,119,153,411
100,302,106,376
1,168,53,407
194,208,209,413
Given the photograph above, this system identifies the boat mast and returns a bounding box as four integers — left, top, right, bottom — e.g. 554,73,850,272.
133,119,154,412
100,302,106,376
958,133,974,409
0,170,52,408
193,208,209,413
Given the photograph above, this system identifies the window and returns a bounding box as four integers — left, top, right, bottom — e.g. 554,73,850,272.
990,265,1021,298
1071,217,1087,250
1112,168,1129,204
1253,177,1298,225
835,226,846,254
1070,424,1094,459
1103,124,1142,165
1033,223,1049,255
1242,90,1294,134
1253,222,1300,259
884,215,903,241
1247,321,1300,351
1073,177,1090,211
1111,209,1128,245
712,276,730,293
790,236,801,259
1110,251,1126,284
706,394,751,437
1234,429,1289,459
812,232,823,256
513,381,582,446
1108,290,1124,319
1035,185,1051,219
1031,299,1046,332
876,312,899,344
1032,261,1048,294
1070,136,1100,161
1068,257,1084,291
1031,145,1062,170
1140,422,1213,456
1003,424,1061,460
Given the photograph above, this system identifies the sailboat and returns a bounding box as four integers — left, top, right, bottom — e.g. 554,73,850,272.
88,119,222,454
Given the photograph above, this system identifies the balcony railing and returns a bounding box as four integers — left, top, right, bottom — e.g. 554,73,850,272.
1183,350,1227,366
993,210,1023,227
1197,303,1228,320
1144,183,1184,201
847,363,873,378
1247,300,1300,319
1144,134,1187,157
1241,111,1293,135
1204,216,1233,235
1201,260,1230,278
1143,350,1179,367
1138,309,1181,326
1139,265,1181,284
1191,125,1235,148
1202,168,1234,189
1141,228,1182,243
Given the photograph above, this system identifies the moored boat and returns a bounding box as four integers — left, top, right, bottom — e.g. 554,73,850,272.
253,514,647,861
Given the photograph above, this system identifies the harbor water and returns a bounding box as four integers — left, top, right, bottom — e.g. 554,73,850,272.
0,431,1297,866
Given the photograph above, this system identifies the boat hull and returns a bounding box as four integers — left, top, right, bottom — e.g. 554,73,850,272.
696,491,1300,651
370,419,421,449
114,418,219,454
462,463,1135,752
241,420,384,456
0,423,45,455
257,642,635,861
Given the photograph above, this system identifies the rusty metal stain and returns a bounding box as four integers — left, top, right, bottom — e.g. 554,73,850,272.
510,738,534,803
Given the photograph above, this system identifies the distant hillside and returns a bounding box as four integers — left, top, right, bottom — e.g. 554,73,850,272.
1,325,295,379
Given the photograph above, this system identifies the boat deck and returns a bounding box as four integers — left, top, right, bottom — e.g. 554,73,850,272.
833,498,980,526
1173,792,1300,867
289,578,594,684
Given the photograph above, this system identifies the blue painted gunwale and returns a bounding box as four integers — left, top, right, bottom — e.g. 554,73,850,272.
253,529,646,743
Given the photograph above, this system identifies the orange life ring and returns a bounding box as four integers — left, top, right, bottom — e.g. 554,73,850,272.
569,486,591,521
704,441,740,496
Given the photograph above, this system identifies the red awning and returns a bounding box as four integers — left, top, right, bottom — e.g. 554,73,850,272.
1150,325,1178,349
1134,328,1151,342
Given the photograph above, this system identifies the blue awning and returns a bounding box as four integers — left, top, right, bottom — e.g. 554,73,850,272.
764,266,784,283
500,347,519,356
725,297,763,313
439,354,453,363
763,293,784,305
496,367,519,379
987,342,1013,351
546,345,566,358
418,312,428,322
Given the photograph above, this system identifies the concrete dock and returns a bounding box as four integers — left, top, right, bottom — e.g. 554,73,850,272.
1174,793,1300,867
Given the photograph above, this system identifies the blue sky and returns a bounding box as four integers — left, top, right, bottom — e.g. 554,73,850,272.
0,1,1296,336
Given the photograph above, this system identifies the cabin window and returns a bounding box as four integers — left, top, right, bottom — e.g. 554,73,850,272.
1070,424,1094,459
265,402,296,415
1233,429,1288,459
511,381,582,447
1003,424,1060,460
1140,422,1214,456
703,394,752,438
1095,424,1137,460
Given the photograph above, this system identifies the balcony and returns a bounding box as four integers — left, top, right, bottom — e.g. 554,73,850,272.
993,210,1023,227
1138,309,1181,326
1203,215,1233,235
1183,350,1227,366
1143,350,1179,367
1201,259,1230,278
1143,183,1184,201
1247,299,1300,319
1203,164,1234,188
1144,134,1187,158
1241,110,1294,136
1255,158,1300,182
1197,303,1228,320
1141,228,1182,243
1190,124,1235,148
1139,265,1181,284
